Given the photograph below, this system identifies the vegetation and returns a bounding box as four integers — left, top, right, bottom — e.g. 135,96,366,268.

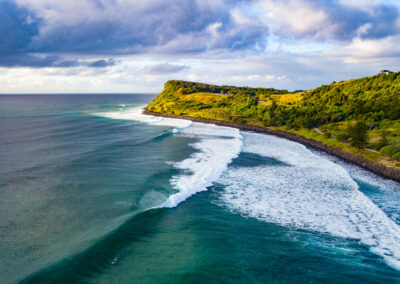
147,74,400,167
347,121,368,148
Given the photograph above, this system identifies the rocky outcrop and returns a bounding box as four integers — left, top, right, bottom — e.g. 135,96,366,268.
143,109,400,183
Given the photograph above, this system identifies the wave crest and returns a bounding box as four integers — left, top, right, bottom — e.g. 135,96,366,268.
164,123,242,207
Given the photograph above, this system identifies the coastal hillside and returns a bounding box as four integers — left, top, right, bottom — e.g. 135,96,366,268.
147,74,400,167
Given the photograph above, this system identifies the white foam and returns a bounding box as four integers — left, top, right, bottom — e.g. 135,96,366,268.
310,148,400,193
95,106,242,209
162,123,242,208
218,132,400,270
94,106,192,129
309,149,400,224
95,106,400,269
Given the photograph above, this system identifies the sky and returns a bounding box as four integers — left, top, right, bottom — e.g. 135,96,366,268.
1,0,400,93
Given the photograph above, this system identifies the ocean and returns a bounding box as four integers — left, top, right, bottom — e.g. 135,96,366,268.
1,94,400,283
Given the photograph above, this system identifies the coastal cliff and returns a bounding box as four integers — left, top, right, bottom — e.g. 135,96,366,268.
146,77,400,182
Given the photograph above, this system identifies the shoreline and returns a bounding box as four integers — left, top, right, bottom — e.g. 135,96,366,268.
143,109,400,183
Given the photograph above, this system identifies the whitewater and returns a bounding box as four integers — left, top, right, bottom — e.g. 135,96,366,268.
97,106,400,271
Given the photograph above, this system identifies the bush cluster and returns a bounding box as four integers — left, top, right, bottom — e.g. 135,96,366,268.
380,145,400,160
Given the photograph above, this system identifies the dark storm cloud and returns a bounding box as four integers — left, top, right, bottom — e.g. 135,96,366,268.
0,0,268,67
23,0,268,54
88,58,116,68
0,53,116,69
0,1,39,55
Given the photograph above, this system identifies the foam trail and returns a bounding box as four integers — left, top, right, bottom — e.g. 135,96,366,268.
163,123,242,207
309,149,400,224
94,106,192,129
218,132,400,270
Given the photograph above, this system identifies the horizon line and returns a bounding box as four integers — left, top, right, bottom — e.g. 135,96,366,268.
0,92,158,95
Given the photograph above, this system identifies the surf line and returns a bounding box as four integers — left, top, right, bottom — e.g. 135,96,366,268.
161,122,242,208
97,106,400,270
143,109,400,184
143,111,400,271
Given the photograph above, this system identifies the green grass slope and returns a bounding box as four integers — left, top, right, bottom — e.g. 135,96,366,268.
147,75,400,168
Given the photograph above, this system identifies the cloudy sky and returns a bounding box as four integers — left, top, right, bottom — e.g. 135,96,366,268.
1,0,400,93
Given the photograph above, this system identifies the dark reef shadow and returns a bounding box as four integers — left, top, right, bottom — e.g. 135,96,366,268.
230,152,290,168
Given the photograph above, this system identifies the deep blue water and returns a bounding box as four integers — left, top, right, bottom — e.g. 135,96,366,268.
0,95,400,283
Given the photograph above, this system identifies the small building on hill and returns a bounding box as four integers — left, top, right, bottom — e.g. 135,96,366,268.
379,70,394,75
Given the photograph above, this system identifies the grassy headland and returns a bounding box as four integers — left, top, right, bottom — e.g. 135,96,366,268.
146,74,400,175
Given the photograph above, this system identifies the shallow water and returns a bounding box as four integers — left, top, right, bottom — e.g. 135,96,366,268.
0,95,399,283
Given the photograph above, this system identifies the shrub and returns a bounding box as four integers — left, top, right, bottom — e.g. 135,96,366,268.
337,133,349,142
379,145,400,157
347,121,368,148
376,130,389,150
232,117,246,124
393,153,400,161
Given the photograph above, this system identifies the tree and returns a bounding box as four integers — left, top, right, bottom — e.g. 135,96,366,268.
270,100,278,112
377,130,389,150
269,100,278,118
347,121,368,148
388,101,400,120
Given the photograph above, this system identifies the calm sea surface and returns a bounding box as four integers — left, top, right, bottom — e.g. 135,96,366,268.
0,94,400,283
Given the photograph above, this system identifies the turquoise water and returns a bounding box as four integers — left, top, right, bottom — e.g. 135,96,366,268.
1,95,400,283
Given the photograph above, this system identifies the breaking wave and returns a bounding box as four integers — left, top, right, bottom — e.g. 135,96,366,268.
94,106,192,129
94,106,242,208
218,132,400,270
163,123,242,207
95,106,400,270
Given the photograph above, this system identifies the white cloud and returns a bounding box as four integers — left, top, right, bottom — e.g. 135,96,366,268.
324,35,400,62
231,74,287,83
254,0,331,38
